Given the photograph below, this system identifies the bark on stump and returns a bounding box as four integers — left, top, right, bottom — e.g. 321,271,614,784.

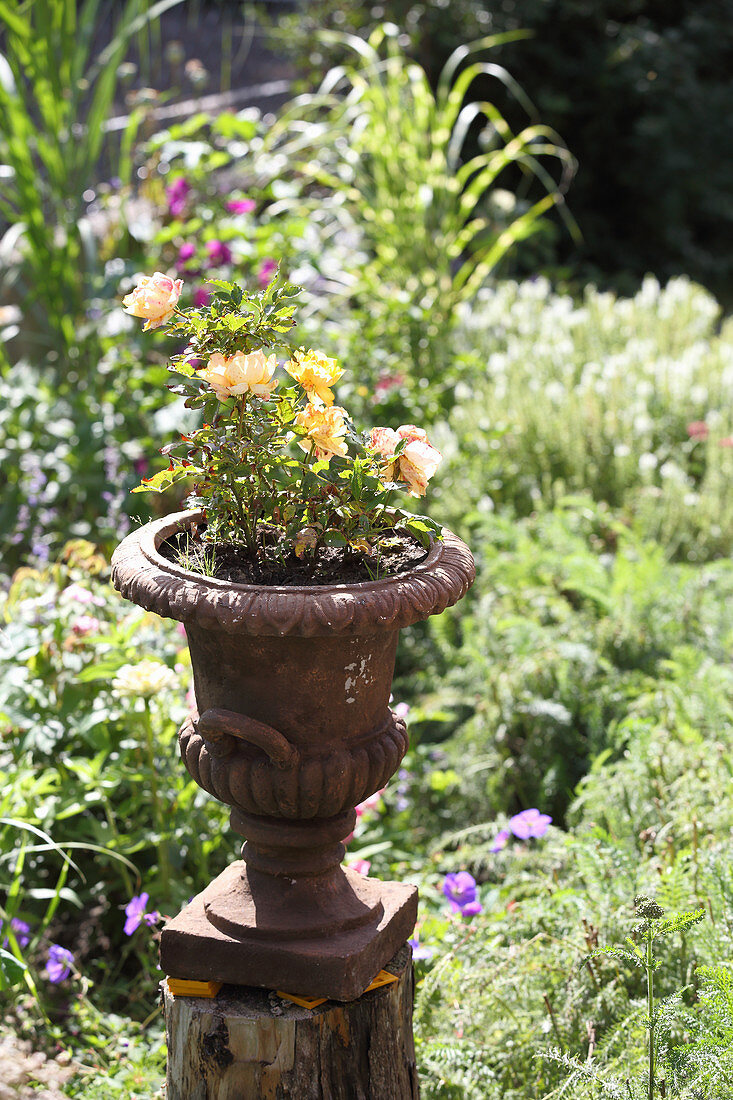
162,944,419,1100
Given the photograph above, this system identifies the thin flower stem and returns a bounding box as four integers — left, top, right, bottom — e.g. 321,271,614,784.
646,926,655,1100
142,699,172,897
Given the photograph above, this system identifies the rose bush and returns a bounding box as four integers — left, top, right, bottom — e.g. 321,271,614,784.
122,269,443,569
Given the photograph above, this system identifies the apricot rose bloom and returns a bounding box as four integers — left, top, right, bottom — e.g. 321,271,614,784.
296,404,349,463
285,348,343,406
368,426,400,481
399,439,442,497
123,272,183,331
199,350,278,401
397,424,428,444
368,424,441,496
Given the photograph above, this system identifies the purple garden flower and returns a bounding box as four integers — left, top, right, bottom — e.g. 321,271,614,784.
443,871,483,917
46,944,74,983
509,808,552,840
166,177,190,218
226,198,256,214
206,239,232,267
490,828,511,853
193,286,212,308
408,936,434,961
2,918,30,949
124,892,160,936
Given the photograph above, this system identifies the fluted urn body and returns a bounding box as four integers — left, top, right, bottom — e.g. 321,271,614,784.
111,509,474,999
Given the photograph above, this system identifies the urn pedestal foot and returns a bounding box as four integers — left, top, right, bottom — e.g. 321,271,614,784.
160,860,418,1002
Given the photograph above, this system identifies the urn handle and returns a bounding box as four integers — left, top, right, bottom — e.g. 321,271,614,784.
197,708,299,770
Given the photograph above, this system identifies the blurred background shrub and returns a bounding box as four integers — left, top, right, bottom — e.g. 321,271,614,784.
266,0,733,300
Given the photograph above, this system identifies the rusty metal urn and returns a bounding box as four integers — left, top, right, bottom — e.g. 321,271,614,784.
111,509,475,1000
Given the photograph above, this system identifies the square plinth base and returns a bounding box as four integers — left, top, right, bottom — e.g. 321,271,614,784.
160,862,418,1002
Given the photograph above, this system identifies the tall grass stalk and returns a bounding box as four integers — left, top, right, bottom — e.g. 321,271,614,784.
265,24,577,377
0,0,180,362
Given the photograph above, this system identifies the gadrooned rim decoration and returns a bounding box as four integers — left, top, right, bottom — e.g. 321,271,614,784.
110,509,476,637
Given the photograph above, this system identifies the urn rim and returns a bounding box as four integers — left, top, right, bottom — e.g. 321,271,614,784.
111,509,475,636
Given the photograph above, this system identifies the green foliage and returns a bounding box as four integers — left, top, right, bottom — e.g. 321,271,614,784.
0,0,180,357
266,0,733,295
263,24,575,392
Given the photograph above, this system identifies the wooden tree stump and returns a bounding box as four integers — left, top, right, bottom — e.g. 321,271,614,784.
162,944,419,1100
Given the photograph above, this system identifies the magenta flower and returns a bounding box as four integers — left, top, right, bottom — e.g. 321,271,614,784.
166,177,190,218
226,198,256,214
193,286,212,308
443,871,482,916
347,858,371,876
509,808,552,840
258,258,277,287
393,701,410,721
124,892,159,936
46,944,74,983
176,243,197,271
206,239,232,267
490,828,511,853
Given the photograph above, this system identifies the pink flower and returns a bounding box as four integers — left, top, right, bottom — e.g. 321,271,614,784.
258,258,277,287
62,583,104,607
374,373,405,399
356,789,385,817
719,437,733,448
166,177,190,218
687,421,709,440
123,272,183,331
206,239,232,267
193,286,212,308
71,615,101,637
226,198,256,214
347,858,371,876
354,792,383,818
393,701,410,721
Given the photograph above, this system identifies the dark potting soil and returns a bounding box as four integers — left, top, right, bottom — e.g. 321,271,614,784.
159,524,429,586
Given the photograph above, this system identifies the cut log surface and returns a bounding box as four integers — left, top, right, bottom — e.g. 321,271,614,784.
163,944,419,1100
